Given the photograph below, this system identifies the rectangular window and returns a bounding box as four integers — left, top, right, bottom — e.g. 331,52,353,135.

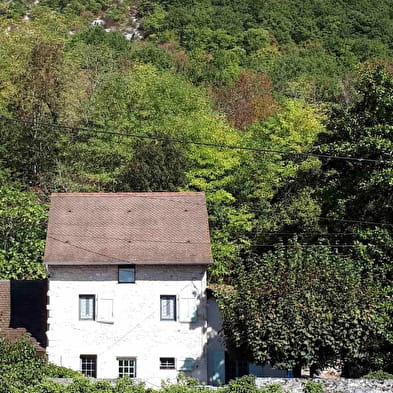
160,295,176,320
118,358,136,378
118,265,135,283
79,295,95,320
80,355,97,377
160,357,175,370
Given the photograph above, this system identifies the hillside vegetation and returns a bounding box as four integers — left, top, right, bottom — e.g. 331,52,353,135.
0,0,392,376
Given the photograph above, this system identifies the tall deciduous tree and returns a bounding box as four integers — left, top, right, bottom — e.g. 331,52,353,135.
213,70,277,130
0,37,65,189
314,63,393,373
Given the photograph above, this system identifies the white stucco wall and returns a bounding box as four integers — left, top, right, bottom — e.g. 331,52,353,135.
46,264,208,387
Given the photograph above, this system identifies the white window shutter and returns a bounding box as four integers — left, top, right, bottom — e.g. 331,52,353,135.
179,297,198,322
97,298,114,323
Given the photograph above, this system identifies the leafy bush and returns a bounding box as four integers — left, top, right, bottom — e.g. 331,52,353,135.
303,381,324,393
92,380,114,392
45,363,82,378
260,384,287,393
0,336,46,390
115,377,148,393
25,380,66,393
65,377,94,393
221,375,259,393
363,370,393,379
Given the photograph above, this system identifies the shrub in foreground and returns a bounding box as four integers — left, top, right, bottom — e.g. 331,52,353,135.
363,370,393,379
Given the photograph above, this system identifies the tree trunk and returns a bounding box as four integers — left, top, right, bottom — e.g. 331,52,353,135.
310,364,318,378
293,364,302,378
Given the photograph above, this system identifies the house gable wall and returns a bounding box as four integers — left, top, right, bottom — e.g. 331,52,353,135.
47,264,207,386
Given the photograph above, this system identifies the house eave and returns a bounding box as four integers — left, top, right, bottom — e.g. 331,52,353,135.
44,260,212,266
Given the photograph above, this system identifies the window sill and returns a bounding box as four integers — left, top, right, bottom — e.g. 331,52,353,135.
96,320,114,324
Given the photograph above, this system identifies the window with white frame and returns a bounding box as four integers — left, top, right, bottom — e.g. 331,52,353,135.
160,295,176,320
118,358,136,378
79,295,95,320
80,355,97,377
160,357,175,369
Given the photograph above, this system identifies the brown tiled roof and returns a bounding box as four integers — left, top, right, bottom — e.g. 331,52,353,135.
44,192,213,265
0,280,46,353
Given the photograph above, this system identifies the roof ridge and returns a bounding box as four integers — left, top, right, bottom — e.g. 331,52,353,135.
51,192,205,197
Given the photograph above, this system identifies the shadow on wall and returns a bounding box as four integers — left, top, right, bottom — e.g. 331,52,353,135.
206,291,289,386
10,280,48,347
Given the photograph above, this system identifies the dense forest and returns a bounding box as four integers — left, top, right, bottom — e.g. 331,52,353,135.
1,0,393,377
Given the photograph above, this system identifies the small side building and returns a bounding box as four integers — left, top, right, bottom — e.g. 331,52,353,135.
206,290,289,385
0,279,47,354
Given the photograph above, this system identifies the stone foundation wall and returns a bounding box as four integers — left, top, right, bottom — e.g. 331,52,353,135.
255,378,393,393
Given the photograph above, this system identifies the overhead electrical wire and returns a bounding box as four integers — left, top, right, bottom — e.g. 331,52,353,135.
260,232,356,236
252,244,359,248
318,217,393,227
3,116,393,232
1,115,391,165
49,234,379,253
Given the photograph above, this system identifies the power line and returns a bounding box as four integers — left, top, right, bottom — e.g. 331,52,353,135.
48,235,130,262
50,232,210,245
252,244,360,248
319,217,393,227
260,232,356,236
1,115,391,165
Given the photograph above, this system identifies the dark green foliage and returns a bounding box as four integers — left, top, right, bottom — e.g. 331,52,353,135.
313,65,393,372
117,139,190,192
216,242,379,372
71,28,131,54
0,184,47,279
130,42,176,70
0,120,61,189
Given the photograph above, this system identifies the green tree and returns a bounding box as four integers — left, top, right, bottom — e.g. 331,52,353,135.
117,139,190,192
0,184,47,279
216,241,379,376
313,63,393,374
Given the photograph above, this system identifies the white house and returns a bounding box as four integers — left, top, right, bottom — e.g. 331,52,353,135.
44,192,213,387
